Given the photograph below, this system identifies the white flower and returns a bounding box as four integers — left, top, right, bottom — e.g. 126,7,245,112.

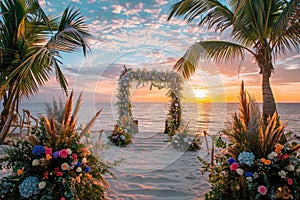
174,140,178,143
183,138,188,143
236,168,244,176
267,151,278,160
32,159,40,166
38,181,47,189
296,167,300,174
286,164,295,171
278,170,287,178
76,167,82,173
66,148,72,155
82,158,87,164
253,172,259,179
246,177,253,182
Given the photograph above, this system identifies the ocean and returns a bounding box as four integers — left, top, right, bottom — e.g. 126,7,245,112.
19,102,300,136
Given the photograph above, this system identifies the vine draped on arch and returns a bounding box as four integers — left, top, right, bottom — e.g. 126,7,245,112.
116,67,184,135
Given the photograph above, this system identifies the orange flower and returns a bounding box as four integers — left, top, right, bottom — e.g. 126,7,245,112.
260,158,266,163
85,173,92,179
275,143,284,153
17,167,24,175
75,176,81,183
46,154,52,160
264,159,271,165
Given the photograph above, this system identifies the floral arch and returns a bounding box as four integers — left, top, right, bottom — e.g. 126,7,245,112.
116,67,184,135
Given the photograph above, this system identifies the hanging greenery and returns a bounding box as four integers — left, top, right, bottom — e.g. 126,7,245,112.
116,67,184,135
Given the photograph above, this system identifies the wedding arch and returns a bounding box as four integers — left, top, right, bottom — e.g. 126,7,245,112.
116,67,184,135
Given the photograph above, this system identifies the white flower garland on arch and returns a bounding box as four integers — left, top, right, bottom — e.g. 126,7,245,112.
116,67,184,135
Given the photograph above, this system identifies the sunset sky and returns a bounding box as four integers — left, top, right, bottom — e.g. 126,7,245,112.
32,0,300,103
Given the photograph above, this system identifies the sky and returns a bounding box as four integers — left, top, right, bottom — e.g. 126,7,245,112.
32,0,300,104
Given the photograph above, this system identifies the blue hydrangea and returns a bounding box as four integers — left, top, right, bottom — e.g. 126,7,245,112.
238,151,255,166
19,176,40,198
227,158,236,165
32,145,45,156
84,166,91,173
245,172,253,177
120,135,126,141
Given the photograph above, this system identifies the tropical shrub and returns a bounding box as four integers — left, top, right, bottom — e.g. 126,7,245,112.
0,92,111,199
199,83,300,199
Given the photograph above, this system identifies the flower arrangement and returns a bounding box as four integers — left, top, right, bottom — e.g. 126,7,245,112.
170,125,202,151
116,67,183,134
199,83,300,200
107,124,132,147
0,92,111,199
201,142,300,199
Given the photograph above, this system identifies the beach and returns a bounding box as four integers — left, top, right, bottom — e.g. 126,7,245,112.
1,102,300,199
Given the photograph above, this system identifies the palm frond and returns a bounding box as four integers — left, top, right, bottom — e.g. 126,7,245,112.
168,0,234,32
173,41,253,78
48,6,91,56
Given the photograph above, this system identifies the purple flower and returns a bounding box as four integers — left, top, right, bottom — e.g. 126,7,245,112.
84,166,91,173
53,151,59,158
245,172,253,177
228,158,236,165
32,145,45,156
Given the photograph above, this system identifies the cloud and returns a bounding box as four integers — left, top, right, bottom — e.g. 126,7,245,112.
111,4,124,14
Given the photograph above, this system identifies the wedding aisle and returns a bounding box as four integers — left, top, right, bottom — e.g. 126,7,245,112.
104,132,211,200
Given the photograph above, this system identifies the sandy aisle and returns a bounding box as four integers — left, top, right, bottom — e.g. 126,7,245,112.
104,132,211,200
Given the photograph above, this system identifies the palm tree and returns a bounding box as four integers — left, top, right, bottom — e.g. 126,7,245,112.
168,0,300,119
0,0,91,143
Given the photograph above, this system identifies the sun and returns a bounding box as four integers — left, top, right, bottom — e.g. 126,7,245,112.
193,88,208,100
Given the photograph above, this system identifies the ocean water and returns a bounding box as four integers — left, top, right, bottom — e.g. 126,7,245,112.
19,102,300,136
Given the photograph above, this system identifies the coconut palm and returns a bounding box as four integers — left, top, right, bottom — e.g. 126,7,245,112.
0,0,90,143
168,0,300,119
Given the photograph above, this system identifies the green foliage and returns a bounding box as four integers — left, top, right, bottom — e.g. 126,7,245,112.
107,124,132,147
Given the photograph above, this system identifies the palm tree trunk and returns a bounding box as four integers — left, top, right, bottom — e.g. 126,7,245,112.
262,74,277,120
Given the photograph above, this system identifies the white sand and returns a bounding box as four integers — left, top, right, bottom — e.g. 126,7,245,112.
103,132,212,200
0,132,213,200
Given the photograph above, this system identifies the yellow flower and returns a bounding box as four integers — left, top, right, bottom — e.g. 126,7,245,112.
46,154,52,160
17,167,24,175
264,159,271,165
82,158,88,164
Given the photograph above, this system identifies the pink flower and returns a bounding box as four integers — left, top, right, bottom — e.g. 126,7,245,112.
230,162,239,171
72,153,78,160
61,197,66,200
59,149,69,158
282,154,289,160
257,185,267,195
287,178,293,185
45,148,52,155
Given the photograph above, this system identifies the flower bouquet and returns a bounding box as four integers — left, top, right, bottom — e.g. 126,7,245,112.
107,124,132,147
0,92,111,200
170,124,202,151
